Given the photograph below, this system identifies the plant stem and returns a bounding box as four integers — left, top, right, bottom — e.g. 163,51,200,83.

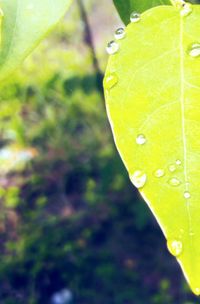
76,0,103,96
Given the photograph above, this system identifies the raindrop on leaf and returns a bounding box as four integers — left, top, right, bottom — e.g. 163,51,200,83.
180,3,192,17
184,191,191,199
106,41,119,55
169,164,176,172
192,287,200,296
136,134,146,145
174,0,186,9
188,43,200,58
168,178,181,187
115,28,126,40
167,239,183,257
154,169,165,178
104,73,118,90
130,12,141,23
130,170,147,189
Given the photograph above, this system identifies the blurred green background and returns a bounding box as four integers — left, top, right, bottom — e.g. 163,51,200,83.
0,1,199,303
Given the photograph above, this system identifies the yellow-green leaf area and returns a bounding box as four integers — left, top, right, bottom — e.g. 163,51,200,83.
104,4,200,295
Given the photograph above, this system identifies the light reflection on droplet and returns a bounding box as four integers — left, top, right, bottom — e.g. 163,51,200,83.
154,169,165,178
115,28,126,40
130,12,141,23
106,41,119,55
104,73,118,90
169,164,176,172
180,3,192,17
174,0,186,9
192,287,200,296
188,43,200,58
129,170,147,189
168,178,181,187
136,134,146,145
184,191,191,199
167,239,183,257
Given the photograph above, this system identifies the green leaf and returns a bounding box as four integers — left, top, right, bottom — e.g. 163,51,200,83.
104,4,200,295
113,0,171,24
0,0,72,82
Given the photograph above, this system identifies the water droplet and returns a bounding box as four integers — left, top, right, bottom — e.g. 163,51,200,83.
189,231,194,236
130,170,147,189
188,43,200,58
167,239,183,257
169,164,176,172
176,159,182,165
154,169,165,178
174,0,186,9
193,287,200,296
104,73,118,90
130,12,141,23
136,134,146,145
184,191,191,199
115,28,126,40
168,178,181,187
180,3,192,17
106,41,119,55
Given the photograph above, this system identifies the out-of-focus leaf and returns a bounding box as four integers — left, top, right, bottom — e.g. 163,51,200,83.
0,0,72,82
104,4,200,295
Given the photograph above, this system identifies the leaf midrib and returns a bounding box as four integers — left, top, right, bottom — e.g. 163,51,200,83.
180,14,194,277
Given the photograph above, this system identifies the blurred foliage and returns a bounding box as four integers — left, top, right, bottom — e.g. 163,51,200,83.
0,1,199,303
0,0,73,82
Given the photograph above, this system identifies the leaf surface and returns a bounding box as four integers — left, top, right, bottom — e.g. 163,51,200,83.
113,0,171,24
0,0,72,82
104,4,200,295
